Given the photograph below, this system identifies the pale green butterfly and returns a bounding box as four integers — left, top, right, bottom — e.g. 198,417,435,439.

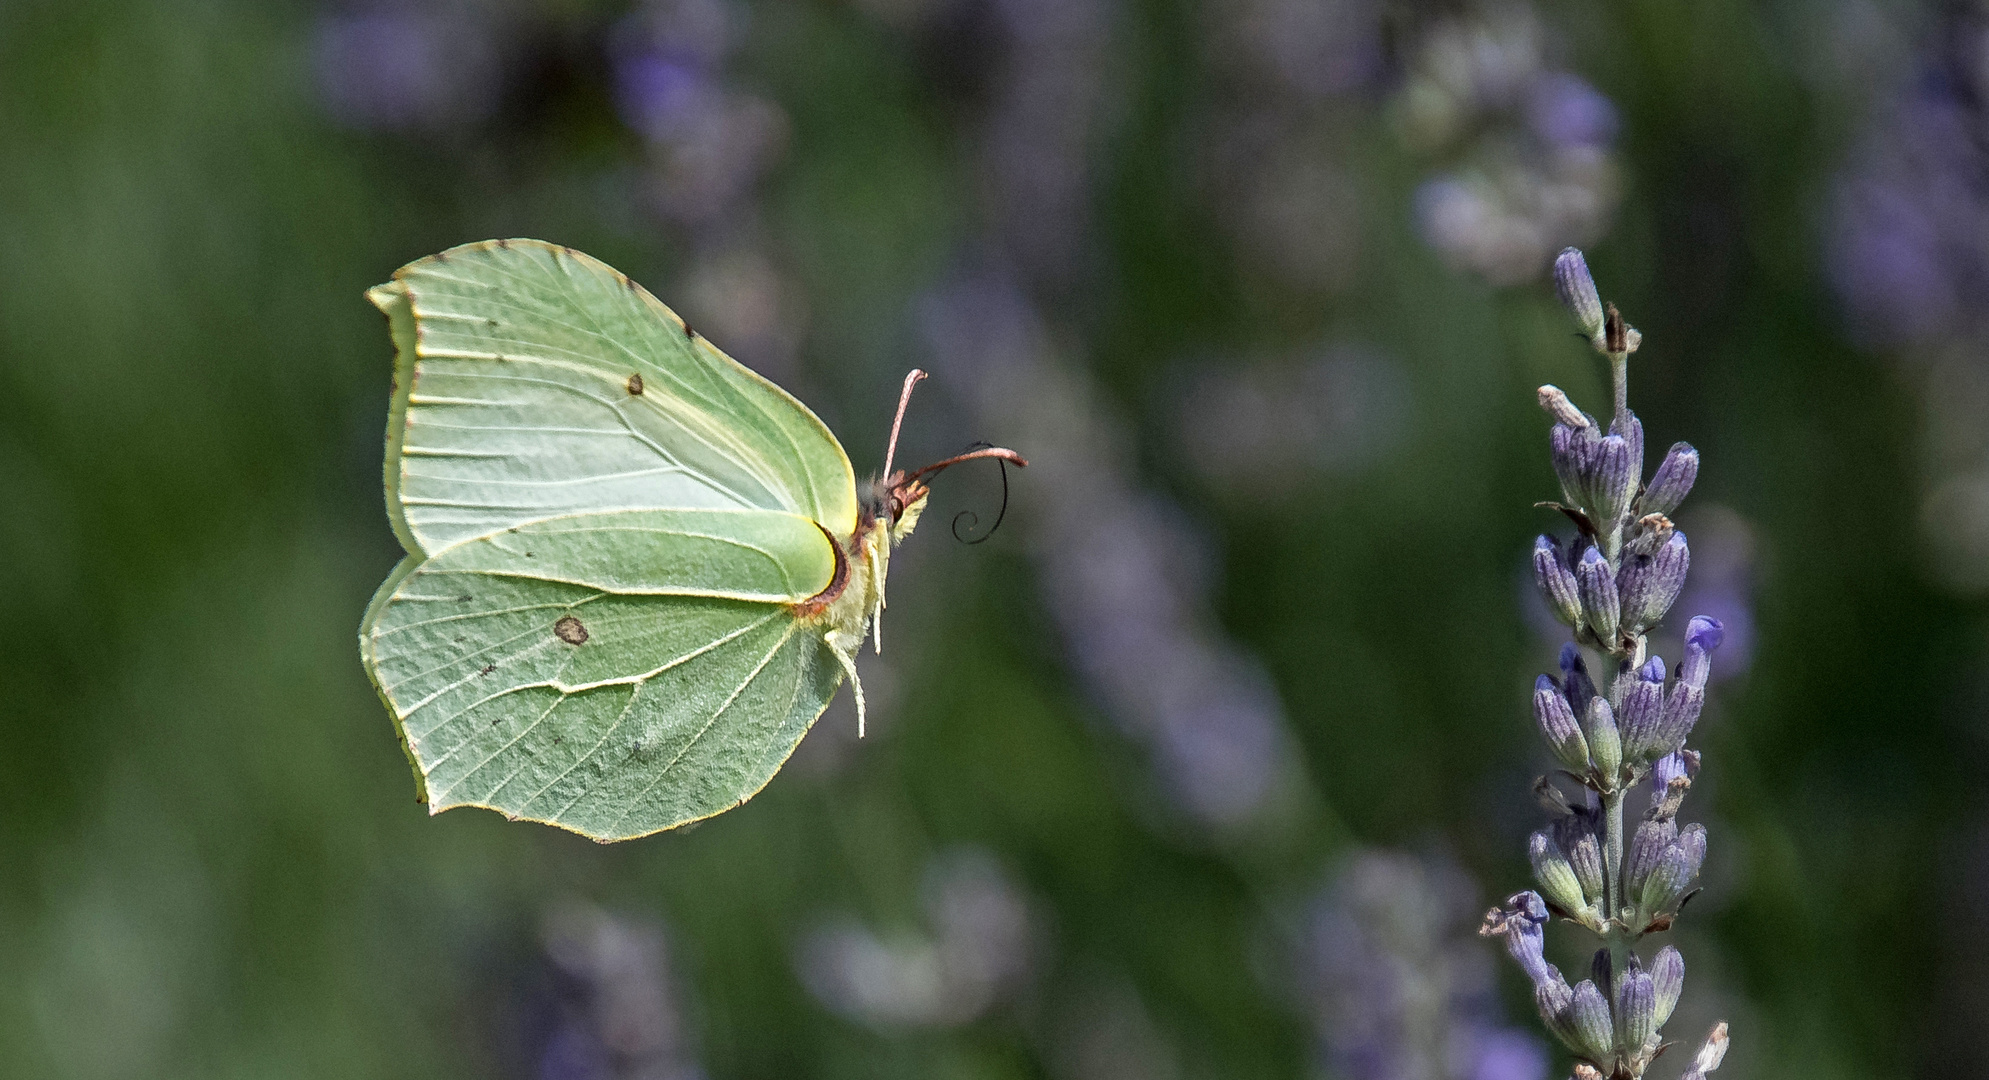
359,239,1024,842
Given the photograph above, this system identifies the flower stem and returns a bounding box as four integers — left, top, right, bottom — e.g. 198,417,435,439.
1611,352,1630,435
1602,782,1625,920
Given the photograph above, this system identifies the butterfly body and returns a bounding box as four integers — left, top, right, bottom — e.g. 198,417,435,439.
358,239,1016,841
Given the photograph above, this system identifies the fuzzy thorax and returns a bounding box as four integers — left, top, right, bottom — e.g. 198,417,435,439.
806,485,931,737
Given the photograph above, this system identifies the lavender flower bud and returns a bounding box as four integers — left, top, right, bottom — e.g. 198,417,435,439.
1552,423,1601,511
1657,684,1703,756
1618,531,1690,636
1535,536,1584,628
1568,980,1616,1063
1573,1066,1603,1080
1651,946,1685,1029
1576,548,1621,646
1625,818,1678,903
1616,969,1658,1054
1561,644,1598,712
1554,247,1606,345
1614,413,1644,482
1539,384,1594,429
1583,697,1622,781
1674,823,1707,875
1642,442,1699,517
1590,948,1614,998
1557,814,1604,903
1535,675,1592,773
1530,829,1588,917
1589,434,1638,528
1617,657,1667,760
1536,981,1581,1051
1640,824,1707,916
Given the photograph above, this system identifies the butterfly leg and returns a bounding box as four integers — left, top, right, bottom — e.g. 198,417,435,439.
869,542,887,655
823,630,868,738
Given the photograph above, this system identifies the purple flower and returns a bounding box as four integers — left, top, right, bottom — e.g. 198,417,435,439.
1534,536,1583,629
1643,443,1700,517
1576,547,1621,645
1650,947,1685,1030
1559,643,1598,713
1552,423,1601,511
1566,980,1614,1061
1617,657,1666,759
1590,434,1637,529
1553,248,1605,341
1533,674,1590,772
1615,969,1657,1054
1618,530,1690,636
1681,616,1725,688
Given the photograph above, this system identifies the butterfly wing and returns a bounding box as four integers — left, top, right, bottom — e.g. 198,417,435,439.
369,239,857,556
360,507,845,840
361,238,867,839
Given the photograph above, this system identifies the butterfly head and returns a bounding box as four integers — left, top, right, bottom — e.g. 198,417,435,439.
865,369,1026,547
860,475,932,543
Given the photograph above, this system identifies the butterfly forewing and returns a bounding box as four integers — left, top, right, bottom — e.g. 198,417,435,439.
374,239,857,555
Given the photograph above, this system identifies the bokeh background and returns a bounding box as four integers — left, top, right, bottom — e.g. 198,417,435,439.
0,0,1981,1076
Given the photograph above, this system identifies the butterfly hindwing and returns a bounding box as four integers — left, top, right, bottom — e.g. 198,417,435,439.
370,239,857,556
361,508,845,839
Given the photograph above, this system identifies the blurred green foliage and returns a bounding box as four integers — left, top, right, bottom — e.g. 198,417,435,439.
0,0,1970,1077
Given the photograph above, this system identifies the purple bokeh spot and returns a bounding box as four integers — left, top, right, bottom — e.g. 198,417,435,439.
1526,73,1618,149
1463,1026,1550,1080
613,52,711,136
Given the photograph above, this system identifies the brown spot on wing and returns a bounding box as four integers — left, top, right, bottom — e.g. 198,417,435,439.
627,373,645,395
554,615,589,645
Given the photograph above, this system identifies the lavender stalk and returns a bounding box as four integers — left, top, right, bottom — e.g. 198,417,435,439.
1482,248,1731,1080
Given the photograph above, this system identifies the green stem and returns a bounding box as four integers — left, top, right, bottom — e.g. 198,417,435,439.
1602,781,1624,918
1610,352,1630,435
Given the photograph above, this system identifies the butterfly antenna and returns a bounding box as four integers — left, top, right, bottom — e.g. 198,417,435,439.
901,445,1028,485
951,441,1014,544
883,368,927,479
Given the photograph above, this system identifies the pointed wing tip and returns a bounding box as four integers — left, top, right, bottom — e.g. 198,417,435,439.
366,281,405,311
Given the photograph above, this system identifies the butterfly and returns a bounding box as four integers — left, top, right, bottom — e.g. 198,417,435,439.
358,239,1023,841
